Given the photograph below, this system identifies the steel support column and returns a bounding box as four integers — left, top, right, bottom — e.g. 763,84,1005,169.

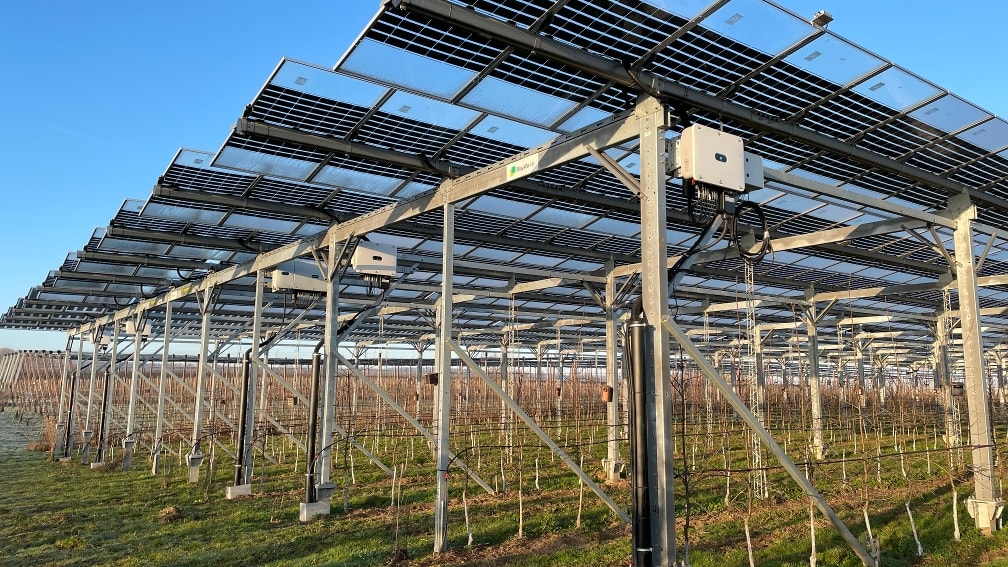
805,305,825,460
83,332,101,463
433,201,454,553
934,312,959,447
124,312,143,470
636,94,676,566
604,264,623,480
321,237,341,487
98,325,118,463
500,335,510,444
63,333,85,458
153,301,172,475
188,289,214,482
950,193,1001,532
241,270,265,486
55,339,73,456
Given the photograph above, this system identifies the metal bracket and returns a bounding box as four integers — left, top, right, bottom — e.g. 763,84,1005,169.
966,496,1005,532
586,145,640,198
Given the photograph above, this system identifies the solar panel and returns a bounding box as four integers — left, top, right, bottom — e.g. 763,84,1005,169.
5,0,1008,357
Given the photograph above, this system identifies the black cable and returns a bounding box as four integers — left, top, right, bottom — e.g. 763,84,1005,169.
732,200,771,263
668,213,720,283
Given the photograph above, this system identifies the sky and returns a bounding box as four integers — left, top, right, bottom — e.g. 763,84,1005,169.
0,0,1005,351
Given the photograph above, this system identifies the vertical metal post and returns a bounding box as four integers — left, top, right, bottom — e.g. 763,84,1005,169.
55,338,73,456
636,94,676,566
83,332,101,463
243,270,265,485
500,335,509,441
153,301,171,475
415,342,424,418
805,305,825,460
934,312,958,446
321,236,341,486
305,351,322,503
605,263,622,480
854,339,866,392
950,193,1001,532
188,290,213,482
535,344,543,416
124,313,143,470
64,333,85,458
433,200,454,553
98,325,118,463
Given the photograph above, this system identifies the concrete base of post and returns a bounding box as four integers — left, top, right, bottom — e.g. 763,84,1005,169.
299,500,331,522
187,452,204,484
81,431,93,465
315,482,337,503
122,438,136,471
226,484,252,499
151,445,161,476
602,458,625,481
967,496,1005,534
54,422,66,456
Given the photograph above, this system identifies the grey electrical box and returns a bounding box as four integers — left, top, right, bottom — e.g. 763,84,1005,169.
351,242,397,277
271,259,327,293
677,124,745,193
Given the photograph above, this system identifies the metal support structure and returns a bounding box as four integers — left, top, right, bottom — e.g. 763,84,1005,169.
433,201,454,553
662,318,875,566
636,94,676,566
62,333,84,458
628,307,654,566
188,289,214,482
854,340,867,394
949,193,1002,532
242,270,265,487
604,264,623,480
804,303,825,460
320,235,341,487
55,340,73,456
124,312,144,470
97,325,118,463
83,333,101,464
499,335,511,445
152,301,171,475
933,310,960,448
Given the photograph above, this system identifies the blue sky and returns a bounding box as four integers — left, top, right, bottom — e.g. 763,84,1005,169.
0,0,1005,350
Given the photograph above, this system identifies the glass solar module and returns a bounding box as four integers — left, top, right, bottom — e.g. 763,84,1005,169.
784,33,885,86
8,0,1008,348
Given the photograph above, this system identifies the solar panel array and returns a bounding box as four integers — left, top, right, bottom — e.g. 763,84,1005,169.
6,0,1008,360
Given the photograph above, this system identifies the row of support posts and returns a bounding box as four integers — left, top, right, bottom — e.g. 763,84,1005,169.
33,91,1004,565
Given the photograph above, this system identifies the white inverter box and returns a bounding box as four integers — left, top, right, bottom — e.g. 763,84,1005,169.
677,123,745,193
270,259,327,293
351,242,397,277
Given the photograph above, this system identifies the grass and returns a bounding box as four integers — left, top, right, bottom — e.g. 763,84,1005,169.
5,401,1008,566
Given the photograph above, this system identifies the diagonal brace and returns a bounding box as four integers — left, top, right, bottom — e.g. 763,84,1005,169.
662,317,875,566
448,339,631,523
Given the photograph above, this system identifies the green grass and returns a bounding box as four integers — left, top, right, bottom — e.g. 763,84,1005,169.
5,407,1008,566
